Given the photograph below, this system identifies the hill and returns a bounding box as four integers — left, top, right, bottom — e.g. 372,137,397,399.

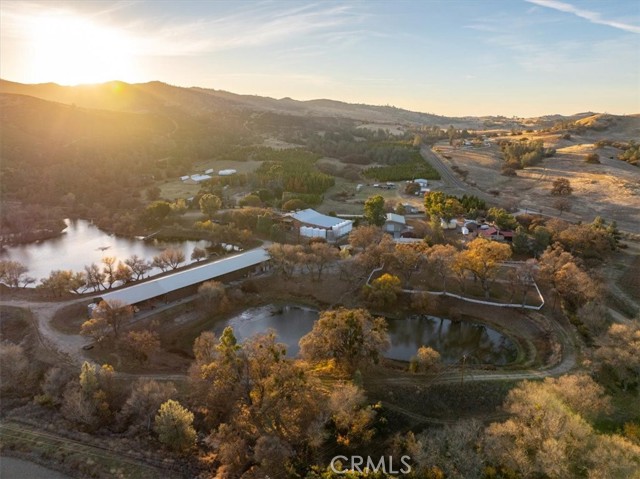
0,79,458,126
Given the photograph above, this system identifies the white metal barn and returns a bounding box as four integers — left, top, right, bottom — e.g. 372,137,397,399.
290,209,353,242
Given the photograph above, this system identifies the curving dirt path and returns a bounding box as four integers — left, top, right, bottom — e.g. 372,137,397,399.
0,297,91,365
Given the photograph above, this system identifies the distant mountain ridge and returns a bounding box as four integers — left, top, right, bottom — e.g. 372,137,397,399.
0,79,635,128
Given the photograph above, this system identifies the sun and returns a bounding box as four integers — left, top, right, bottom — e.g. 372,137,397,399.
24,12,135,85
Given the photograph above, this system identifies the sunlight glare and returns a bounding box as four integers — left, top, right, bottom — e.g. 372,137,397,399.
25,12,135,85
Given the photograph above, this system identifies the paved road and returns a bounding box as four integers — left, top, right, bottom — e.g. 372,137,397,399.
420,145,466,189
420,145,497,205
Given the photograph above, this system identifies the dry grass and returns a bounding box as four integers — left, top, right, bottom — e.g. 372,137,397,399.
435,137,640,233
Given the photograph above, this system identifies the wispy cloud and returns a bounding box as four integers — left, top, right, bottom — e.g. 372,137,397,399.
1,1,368,56
525,0,640,34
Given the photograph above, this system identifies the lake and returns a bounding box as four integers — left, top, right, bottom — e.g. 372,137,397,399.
213,304,518,365
0,219,208,282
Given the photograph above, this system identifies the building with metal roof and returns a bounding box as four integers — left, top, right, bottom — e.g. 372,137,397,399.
289,208,353,241
100,247,269,306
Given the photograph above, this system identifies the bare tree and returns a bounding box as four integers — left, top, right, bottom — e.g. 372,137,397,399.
125,255,151,280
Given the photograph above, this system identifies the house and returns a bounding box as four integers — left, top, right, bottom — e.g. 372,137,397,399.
401,203,420,214
205,168,215,175
479,226,514,242
412,178,430,194
384,213,408,237
289,209,353,242
218,169,237,176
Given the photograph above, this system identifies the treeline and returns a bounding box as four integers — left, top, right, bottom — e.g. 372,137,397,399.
0,94,252,240
498,139,555,172
595,139,639,166
253,154,334,195
0,247,207,296
423,192,487,220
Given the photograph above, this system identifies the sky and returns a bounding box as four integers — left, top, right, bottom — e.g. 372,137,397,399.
1,0,639,117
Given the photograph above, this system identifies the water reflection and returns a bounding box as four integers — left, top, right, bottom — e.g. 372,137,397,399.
0,219,208,282
213,305,517,365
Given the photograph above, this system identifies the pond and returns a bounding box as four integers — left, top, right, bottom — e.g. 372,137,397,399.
0,219,208,283
213,304,518,365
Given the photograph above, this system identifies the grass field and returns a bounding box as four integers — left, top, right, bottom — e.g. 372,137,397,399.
158,159,263,201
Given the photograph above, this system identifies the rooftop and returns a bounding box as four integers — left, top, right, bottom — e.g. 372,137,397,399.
385,213,406,225
100,247,269,306
290,208,350,229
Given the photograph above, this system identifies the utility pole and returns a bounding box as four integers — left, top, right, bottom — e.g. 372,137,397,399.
460,354,467,386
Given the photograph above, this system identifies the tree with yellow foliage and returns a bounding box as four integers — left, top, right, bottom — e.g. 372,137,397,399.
454,238,511,298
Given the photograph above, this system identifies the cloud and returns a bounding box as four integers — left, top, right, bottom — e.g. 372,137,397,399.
525,0,640,34
1,1,368,57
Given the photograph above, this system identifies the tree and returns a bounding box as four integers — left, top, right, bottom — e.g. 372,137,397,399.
405,182,421,195
299,308,390,373
328,382,377,448
267,243,304,278
0,342,30,396
154,399,196,452
239,194,262,207
411,346,441,373
123,330,160,363
424,191,463,221
282,198,308,211
190,247,207,262
414,420,484,479
553,261,600,311
511,226,530,254
189,330,324,474
487,207,517,230
120,379,177,433
160,248,185,270
349,225,384,250
153,248,185,271
144,201,171,227
113,262,132,285
506,260,536,306
38,270,85,296
551,177,573,196
484,374,640,479
427,244,457,292
0,260,31,288
170,198,188,215
365,273,402,309
102,256,117,289
531,226,551,256
81,300,133,340
553,197,572,216
199,193,222,219
125,255,151,280
83,263,104,291
364,195,386,226
596,322,640,390
304,242,339,281
454,238,512,298
198,280,229,313
390,244,426,285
